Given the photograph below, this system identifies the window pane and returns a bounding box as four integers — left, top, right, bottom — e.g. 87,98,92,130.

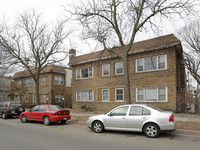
115,62,123,74
103,64,110,76
110,106,129,116
129,106,143,116
137,88,143,101
103,90,109,101
145,88,157,101
76,69,80,79
158,87,166,101
144,56,157,71
77,91,81,101
116,89,123,101
82,68,89,78
137,59,143,71
143,108,151,115
88,68,93,77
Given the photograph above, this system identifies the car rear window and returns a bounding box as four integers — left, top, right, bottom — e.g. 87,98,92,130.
48,105,62,111
10,103,22,107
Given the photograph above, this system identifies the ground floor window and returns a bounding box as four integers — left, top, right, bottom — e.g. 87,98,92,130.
115,88,124,102
136,87,167,102
55,95,64,103
76,90,93,101
102,89,110,102
42,94,46,103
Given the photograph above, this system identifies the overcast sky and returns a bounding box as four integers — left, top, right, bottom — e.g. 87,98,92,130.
0,0,187,54
0,0,199,85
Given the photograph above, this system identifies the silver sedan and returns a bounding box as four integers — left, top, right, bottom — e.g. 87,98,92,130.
86,104,176,138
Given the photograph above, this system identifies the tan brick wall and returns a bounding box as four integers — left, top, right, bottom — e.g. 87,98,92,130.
72,47,185,112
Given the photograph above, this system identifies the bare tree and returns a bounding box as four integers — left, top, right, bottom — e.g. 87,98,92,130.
68,0,195,104
178,20,200,85
0,9,71,104
178,19,200,113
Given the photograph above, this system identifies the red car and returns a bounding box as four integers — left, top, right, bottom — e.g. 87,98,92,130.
20,105,71,125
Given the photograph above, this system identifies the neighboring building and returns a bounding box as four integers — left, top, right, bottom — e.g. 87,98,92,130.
13,65,72,107
69,34,186,112
0,76,13,102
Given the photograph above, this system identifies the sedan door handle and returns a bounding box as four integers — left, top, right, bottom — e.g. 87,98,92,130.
122,117,126,119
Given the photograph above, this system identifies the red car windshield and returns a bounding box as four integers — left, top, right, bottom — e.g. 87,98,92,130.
48,105,63,111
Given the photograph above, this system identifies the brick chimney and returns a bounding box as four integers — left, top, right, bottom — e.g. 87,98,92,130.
69,49,76,61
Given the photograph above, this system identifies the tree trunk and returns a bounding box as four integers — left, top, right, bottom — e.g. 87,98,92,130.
35,74,40,105
122,52,131,104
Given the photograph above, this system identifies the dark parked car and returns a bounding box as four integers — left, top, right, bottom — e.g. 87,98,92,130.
20,105,71,125
0,101,25,119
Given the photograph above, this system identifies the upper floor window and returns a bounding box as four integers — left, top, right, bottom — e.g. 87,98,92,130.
136,87,167,102
25,79,30,87
18,80,22,87
76,67,93,79
41,77,46,85
102,64,110,76
115,62,124,75
136,55,167,72
55,95,64,103
55,76,64,85
31,79,35,86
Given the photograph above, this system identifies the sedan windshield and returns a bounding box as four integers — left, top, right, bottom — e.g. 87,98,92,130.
48,105,63,111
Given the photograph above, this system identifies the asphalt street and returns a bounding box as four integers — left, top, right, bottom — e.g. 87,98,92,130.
0,118,200,150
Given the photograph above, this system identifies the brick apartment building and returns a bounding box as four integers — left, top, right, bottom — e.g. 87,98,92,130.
13,65,72,107
69,34,186,112
0,76,13,102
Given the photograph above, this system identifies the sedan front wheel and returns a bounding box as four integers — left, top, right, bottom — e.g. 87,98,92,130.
21,115,27,123
92,121,104,133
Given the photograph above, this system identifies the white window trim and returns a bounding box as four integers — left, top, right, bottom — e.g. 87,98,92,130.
76,90,94,102
41,77,46,85
136,54,167,73
102,64,110,77
102,89,110,102
76,67,94,79
115,88,124,102
24,93,28,102
115,62,124,75
136,87,168,102
55,76,64,85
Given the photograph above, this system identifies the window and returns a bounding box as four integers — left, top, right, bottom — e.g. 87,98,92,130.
115,62,124,75
110,106,129,116
24,93,28,102
102,89,110,102
115,88,124,101
76,67,93,79
38,105,46,111
42,94,46,103
33,94,36,102
32,105,40,112
76,91,93,101
129,106,151,116
102,64,110,76
18,80,22,87
136,87,168,102
55,95,64,103
136,55,167,72
31,79,35,86
25,79,30,87
41,77,46,85
55,76,64,85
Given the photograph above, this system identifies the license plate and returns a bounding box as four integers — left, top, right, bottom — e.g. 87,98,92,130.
64,117,67,120
11,111,15,113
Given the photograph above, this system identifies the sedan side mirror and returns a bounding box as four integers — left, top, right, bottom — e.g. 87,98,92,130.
108,113,113,116
28,109,32,112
